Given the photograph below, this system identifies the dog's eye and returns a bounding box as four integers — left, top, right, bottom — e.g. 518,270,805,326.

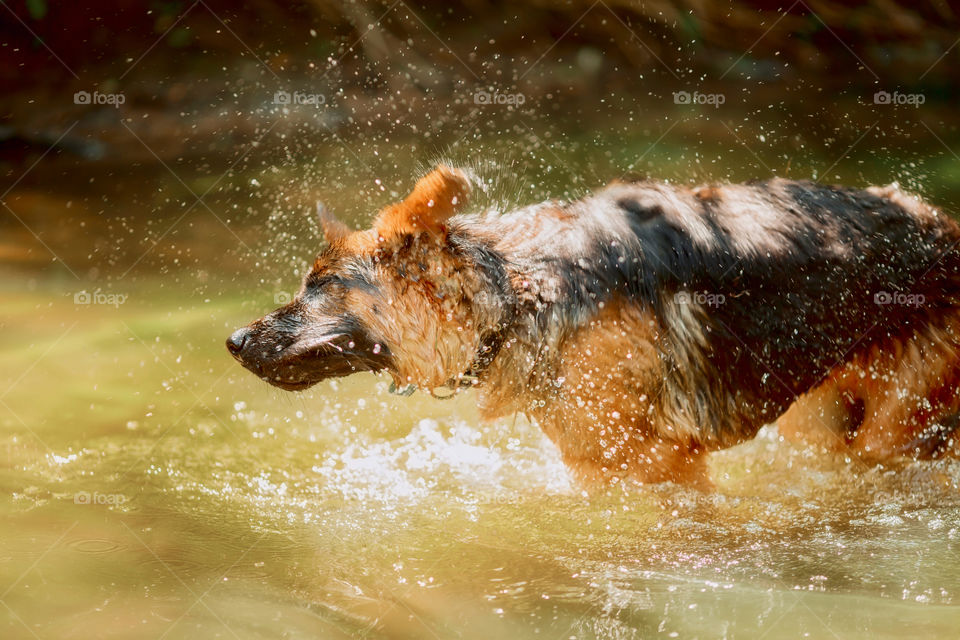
303,273,340,295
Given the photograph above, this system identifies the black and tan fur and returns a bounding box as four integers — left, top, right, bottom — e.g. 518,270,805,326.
227,166,960,488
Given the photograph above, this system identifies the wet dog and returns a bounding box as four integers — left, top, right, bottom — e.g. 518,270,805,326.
228,166,960,487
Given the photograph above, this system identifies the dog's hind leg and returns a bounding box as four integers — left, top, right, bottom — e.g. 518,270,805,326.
776,371,864,452
806,312,960,461
846,314,960,461
895,410,960,458
778,311,960,461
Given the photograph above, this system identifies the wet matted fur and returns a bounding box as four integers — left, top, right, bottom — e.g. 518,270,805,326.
227,166,960,488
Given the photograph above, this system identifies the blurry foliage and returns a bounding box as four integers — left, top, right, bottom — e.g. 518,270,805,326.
3,0,959,88
24,0,46,20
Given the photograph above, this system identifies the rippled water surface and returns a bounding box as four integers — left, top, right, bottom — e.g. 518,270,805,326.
4,112,960,638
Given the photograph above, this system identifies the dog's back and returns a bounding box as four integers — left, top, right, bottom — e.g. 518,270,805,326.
479,178,960,453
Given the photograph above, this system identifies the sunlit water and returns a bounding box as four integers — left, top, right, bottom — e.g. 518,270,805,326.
4,106,960,638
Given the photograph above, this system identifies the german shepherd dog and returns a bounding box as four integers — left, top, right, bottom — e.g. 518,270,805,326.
227,166,960,488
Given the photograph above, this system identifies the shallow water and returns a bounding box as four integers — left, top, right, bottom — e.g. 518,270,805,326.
4,105,960,638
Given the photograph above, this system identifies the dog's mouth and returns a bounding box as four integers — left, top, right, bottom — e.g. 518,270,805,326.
231,332,393,391
268,378,317,392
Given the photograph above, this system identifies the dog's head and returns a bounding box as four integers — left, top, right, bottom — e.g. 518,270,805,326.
227,165,508,391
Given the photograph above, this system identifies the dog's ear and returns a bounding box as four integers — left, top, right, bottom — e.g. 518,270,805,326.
374,165,471,240
316,202,350,244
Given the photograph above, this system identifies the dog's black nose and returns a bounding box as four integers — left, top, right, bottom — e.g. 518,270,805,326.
226,328,250,357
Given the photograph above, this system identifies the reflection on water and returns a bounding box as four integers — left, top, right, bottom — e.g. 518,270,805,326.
3,111,960,638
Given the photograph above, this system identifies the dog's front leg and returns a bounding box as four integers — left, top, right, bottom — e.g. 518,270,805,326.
532,402,712,490
568,435,711,490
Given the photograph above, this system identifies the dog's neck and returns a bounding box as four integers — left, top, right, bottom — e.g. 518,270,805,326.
453,218,582,416
428,229,520,392
458,295,515,384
